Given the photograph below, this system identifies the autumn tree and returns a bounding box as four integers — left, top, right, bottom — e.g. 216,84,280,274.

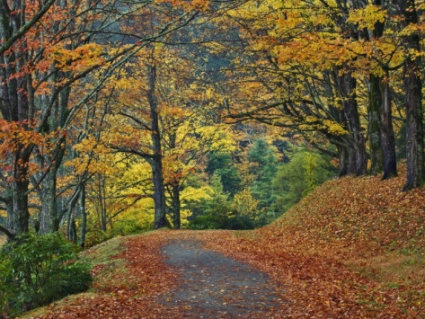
207,0,425,192
108,35,238,228
0,0,205,240
205,152,241,197
393,0,424,189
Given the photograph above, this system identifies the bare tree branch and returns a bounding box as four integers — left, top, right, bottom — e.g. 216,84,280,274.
0,223,13,239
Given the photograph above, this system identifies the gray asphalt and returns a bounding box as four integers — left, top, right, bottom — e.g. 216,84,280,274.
160,240,285,318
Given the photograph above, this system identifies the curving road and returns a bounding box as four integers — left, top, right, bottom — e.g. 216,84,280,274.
160,240,285,318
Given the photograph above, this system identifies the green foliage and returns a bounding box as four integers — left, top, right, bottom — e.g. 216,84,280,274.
248,138,276,167
189,141,334,230
223,215,255,230
206,152,241,197
204,172,232,216
0,253,12,316
84,229,114,248
189,212,256,230
188,172,232,229
189,215,223,230
188,172,257,230
248,139,278,217
273,148,335,214
112,220,152,237
0,232,92,316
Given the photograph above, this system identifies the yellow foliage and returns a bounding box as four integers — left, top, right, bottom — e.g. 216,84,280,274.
347,5,387,30
180,209,192,227
181,186,213,203
115,197,155,229
322,120,348,135
232,189,259,217
179,185,213,226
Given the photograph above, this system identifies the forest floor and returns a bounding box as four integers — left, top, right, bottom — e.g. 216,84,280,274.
23,231,288,319
22,229,423,319
22,170,425,318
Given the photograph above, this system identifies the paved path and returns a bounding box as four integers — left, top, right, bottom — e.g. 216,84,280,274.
160,240,284,318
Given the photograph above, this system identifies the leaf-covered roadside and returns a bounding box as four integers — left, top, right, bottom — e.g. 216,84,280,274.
21,169,425,318
201,170,425,318
20,233,179,319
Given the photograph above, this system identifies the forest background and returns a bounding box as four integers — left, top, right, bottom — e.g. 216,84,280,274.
0,0,424,261
2,0,425,316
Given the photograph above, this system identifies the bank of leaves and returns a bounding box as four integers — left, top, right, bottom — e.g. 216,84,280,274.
202,167,425,317
17,169,425,318
21,232,181,319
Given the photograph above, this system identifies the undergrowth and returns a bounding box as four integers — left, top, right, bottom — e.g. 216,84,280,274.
0,232,92,318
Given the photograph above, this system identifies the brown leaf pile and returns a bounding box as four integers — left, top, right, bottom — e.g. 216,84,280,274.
23,170,425,318
201,170,425,318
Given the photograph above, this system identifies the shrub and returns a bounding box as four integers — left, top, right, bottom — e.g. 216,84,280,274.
188,215,222,230
222,215,255,230
0,232,92,317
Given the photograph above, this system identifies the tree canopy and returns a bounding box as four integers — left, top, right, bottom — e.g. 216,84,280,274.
0,0,424,243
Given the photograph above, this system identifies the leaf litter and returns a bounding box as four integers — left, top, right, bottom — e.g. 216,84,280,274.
23,169,425,318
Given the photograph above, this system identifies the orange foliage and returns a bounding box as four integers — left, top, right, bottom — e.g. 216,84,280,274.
0,119,64,180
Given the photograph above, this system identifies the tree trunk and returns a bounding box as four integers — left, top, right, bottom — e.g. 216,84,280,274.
97,174,107,231
0,6,32,238
337,145,348,177
403,58,424,190
38,84,69,233
66,185,81,241
79,184,87,248
368,74,383,174
148,64,167,229
167,131,181,229
336,143,357,177
368,0,396,179
39,165,59,234
380,72,397,179
340,71,367,175
9,181,30,236
395,0,424,190
8,153,31,237
172,185,181,229
69,219,77,244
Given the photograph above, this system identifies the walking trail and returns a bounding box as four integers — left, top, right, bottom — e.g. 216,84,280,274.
31,231,287,319
160,239,285,318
